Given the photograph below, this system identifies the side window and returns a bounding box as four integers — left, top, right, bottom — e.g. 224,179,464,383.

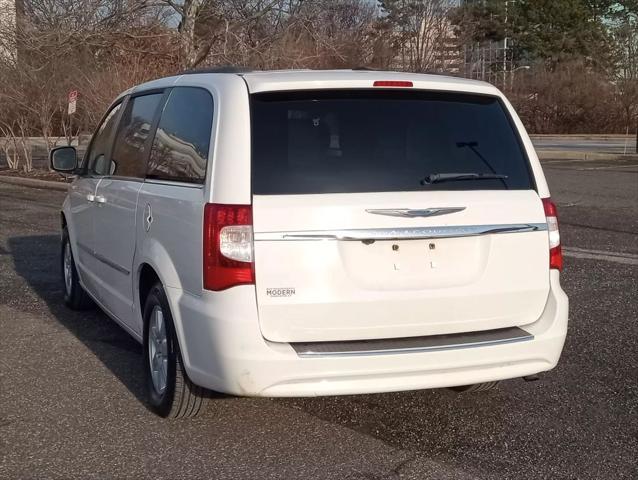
111,93,163,178
85,102,122,176
147,87,213,184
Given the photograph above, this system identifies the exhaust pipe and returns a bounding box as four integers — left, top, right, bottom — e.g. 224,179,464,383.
523,374,540,382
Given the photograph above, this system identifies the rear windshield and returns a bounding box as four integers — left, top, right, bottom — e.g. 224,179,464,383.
251,90,534,195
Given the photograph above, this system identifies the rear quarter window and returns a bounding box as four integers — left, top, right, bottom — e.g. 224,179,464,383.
111,93,163,178
147,87,214,184
251,90,534,195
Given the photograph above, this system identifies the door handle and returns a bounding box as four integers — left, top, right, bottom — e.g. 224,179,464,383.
95,195,107,204
86,194,95,202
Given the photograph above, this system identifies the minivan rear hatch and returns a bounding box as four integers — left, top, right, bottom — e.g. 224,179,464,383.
250,89,549,343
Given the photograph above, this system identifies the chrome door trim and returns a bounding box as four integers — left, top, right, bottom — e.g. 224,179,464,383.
254,223,547,242
291,327,533,358
77,241,131,276
365,207,466,218
144,178,204,189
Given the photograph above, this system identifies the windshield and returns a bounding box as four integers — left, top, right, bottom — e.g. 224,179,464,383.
251,90,534,195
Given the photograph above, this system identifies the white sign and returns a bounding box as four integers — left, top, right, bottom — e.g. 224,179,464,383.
68,90,78,115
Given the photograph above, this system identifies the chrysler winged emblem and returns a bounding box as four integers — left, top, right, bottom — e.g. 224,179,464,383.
365,207,466,218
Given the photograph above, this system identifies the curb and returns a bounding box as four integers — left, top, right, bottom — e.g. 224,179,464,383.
537,150,638,161
531,134,634,140
0,175,69,191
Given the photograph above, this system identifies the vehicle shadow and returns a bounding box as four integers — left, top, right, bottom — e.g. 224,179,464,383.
8,234,148,407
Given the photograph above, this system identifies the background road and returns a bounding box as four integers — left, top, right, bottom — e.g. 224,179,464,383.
0,158,637,479
531,135,636,154
5,134,634,170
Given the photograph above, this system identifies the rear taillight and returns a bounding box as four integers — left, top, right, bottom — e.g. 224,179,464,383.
542,197,563,271
203,203,254,291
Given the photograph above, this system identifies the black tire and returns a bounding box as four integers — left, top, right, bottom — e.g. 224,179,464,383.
61,227,94,310
450,381,500,393
143,282,210,418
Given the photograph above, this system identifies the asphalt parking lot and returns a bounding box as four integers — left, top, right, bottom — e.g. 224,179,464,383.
0,158,636,479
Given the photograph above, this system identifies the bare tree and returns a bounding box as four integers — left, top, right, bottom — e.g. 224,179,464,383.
1,0,637,157
162,0,290,69
380,0,455,72
610,7,638,149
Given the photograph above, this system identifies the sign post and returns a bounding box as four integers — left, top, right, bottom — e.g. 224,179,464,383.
68,90,77,115
67,90,77,145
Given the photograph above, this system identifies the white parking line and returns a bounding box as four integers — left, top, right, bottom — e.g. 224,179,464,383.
563,247,638,265
542,159,602,164
578,164,638,170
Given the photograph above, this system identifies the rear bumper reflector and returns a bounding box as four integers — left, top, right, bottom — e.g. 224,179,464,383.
291,327,533,357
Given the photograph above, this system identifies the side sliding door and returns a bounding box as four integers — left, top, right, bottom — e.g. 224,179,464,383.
92,91,166,335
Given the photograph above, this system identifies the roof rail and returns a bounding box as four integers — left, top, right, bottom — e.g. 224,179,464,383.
180,66,253,75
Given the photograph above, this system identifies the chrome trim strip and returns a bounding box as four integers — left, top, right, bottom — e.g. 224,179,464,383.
77,241,92,256
144,179,204,189
366,207,466,218
292,327,533,358
77,242,131,276
255,223,547,242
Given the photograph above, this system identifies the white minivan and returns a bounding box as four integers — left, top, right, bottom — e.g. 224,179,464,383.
51,69,568,418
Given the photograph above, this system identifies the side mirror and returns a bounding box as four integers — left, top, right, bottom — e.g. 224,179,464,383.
50,146,78,173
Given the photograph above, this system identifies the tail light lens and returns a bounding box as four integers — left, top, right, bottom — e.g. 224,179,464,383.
542,197,563,271
203,203,254,291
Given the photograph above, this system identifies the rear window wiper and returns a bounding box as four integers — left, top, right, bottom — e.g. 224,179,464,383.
420,173,509,185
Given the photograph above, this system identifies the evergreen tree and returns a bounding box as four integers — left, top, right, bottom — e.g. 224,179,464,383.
451,0,616,70
511,0,612,69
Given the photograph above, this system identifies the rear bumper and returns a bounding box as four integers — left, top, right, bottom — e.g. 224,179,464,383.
168,271,568,397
